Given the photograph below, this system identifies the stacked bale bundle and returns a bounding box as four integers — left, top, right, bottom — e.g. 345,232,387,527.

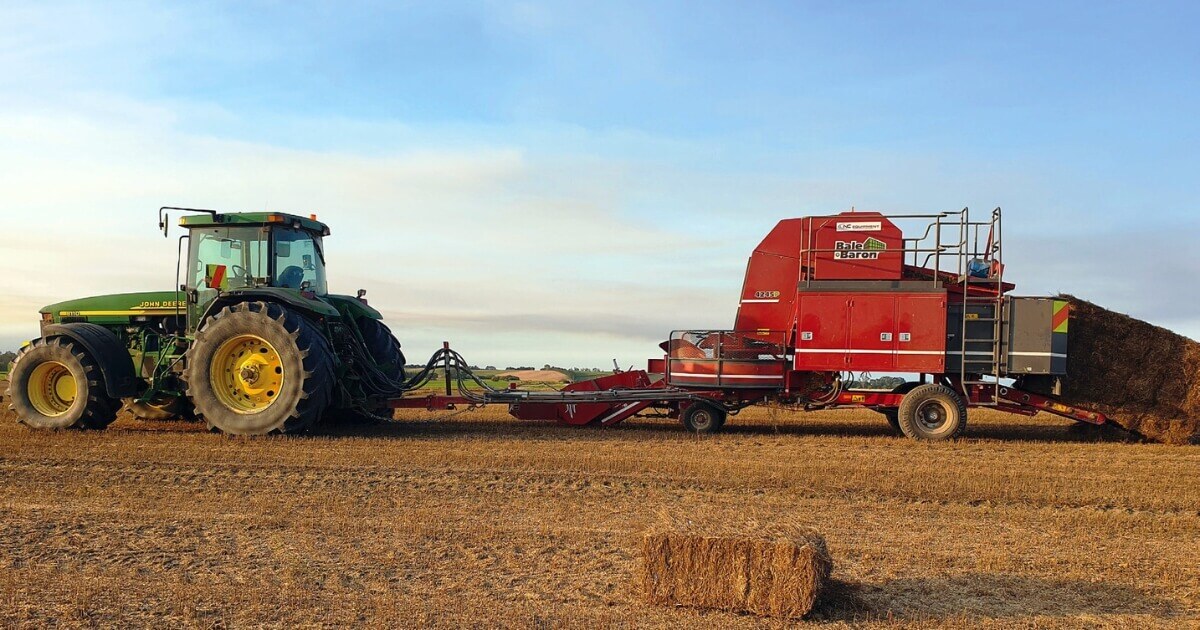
1055,295,1200,444
640,518,832,619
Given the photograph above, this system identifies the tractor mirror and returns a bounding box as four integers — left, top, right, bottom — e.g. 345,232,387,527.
220,241,232,258
277,242,291,258
160,213,168,237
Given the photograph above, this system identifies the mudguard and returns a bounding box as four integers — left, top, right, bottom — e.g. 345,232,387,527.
41,323,138,398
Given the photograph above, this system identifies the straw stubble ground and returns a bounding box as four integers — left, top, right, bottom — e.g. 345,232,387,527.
0,404,1197,628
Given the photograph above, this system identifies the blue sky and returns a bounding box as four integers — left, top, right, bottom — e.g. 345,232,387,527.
1,1,1197,365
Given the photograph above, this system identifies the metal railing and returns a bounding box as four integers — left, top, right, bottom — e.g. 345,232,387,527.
793,207,1008,397
955,207,1005,403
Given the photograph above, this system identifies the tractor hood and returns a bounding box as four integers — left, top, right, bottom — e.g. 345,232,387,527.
41,291,185,321
41,289,382,326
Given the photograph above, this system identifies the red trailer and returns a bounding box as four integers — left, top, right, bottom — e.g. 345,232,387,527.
394,207,1106,440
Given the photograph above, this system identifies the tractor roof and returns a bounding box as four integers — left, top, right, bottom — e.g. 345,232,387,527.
179,211,331,235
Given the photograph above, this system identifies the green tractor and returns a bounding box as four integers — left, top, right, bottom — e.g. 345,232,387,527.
5,208,409,435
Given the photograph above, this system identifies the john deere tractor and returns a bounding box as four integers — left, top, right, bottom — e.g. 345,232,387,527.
6,208,408,435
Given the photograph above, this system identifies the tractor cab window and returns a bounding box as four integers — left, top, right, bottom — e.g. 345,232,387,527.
188,227,270,293
272,227,327,294
185,226,270,327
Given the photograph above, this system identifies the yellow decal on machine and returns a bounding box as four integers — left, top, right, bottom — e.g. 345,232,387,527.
1052,300,1070,333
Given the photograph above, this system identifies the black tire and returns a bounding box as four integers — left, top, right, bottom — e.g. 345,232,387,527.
355,317,407,420
358,318,407,383
123,396,184,421
879,382,922,434
6,337,119,430
182,301,334,435
897,384,967,441
681,402,727,434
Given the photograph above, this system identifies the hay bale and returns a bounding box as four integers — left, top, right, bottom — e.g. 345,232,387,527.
1055,295,1200,444
640,520,832,619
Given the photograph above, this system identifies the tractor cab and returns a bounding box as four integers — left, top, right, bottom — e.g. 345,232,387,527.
173,211,332,330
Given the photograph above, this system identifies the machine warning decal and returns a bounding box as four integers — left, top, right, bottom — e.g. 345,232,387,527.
1052,300,1070,333
205,264,230,290
833,237,887,260
836,221,882,232
850,394,867,403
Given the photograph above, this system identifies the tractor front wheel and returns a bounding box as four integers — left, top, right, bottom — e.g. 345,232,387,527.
183,302,334,435
6,338,119,430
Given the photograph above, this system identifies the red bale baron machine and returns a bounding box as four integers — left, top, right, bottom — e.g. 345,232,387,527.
396,207,1105,440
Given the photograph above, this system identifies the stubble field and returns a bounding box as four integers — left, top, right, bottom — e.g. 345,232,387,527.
0,403,1197,628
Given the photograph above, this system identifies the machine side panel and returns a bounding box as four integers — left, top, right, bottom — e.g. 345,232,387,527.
795,294,851,370
733,251,800,332
847,294,896,371
895,294,947,373
1006,297,1067,375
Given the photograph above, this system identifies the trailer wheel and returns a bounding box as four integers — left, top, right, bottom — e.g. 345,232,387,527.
879,382,921,434
6,337,119,430
682,403,726,434
897,384,967,441
183,301,334,435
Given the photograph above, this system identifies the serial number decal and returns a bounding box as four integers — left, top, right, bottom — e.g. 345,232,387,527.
753,291,781,299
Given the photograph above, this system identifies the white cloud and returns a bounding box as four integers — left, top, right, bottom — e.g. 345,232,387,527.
0,99,741,366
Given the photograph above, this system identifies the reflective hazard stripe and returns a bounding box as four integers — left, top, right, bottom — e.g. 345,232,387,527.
1052,300,1069,333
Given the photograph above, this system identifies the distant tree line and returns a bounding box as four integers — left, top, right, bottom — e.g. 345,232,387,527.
846,375,906,390
0,350,16,373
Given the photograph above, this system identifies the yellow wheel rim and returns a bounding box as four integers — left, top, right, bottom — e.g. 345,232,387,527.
27,361,77,416
210,334,285,413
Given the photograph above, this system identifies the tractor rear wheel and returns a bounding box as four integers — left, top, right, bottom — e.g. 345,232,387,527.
897,384,967,441
183,302,334,435
345,317,407,421
358,318,407,384
681,402,727,434
6,337,119,430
